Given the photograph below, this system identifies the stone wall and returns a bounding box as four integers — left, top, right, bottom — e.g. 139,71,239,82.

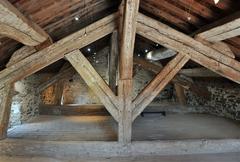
41,46,175,105
39,46,240,121
185,79,240,120
9,74,42,128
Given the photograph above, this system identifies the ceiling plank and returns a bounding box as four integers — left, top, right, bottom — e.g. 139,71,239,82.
0,0,49,46
0,13,118,89
140,0,192,33
137,13,240,84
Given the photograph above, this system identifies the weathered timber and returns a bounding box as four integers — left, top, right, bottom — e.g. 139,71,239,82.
196,11,240,42
7,38,53,67
109,31,119,94
136,13,240,84
0,0,49,46
0,84,13,139
66,50,119,122
54,79,65,106
118,0,125,42
38,67,75,92
119,0,139,79
174,83,186,105
134,57,211,99
179,68,220,77
118,0,140,144
0,13,118,89
118,79,133,144
1,139,240,157
132,54,189,121
134,57,219,78
195,37,235,59
6,46,37,67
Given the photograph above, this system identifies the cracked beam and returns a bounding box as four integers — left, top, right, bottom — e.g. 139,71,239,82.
0,0,49,46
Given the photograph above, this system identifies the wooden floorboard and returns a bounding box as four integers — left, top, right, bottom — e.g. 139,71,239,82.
7,113,240,141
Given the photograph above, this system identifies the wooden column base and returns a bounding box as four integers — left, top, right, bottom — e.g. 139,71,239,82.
118,79,133,144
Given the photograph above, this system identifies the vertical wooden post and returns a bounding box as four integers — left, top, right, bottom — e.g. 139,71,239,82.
174,83,187,105
0,84,13,140
118,0,140,144
54,79,65,106
109,31,119,94
118,79,133,143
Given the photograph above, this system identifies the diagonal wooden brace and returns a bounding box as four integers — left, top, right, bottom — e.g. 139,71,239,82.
132,53,189,121
66,50,120,122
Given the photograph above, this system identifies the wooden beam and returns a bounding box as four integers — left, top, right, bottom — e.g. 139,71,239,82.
179,68,220,77
118,0,140,144
134,57,219,78
136,13,240,84
133,57,212,98
118,79,133,143
0,13,118,89
133,57,162,74
174,83,186,105
140,0,192,33
195,37,235,59
6,38,53,67
1,139,240,157
0,0,49,46
54,79,65,106
132,54,189,121
38,67,75,92
195,11,240,42
109,31,119,94
0,84,13,140
119,0,139,79
66,50,119,122
6,46,37,67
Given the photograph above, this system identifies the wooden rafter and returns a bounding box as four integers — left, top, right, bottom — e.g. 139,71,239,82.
134,57,219,78
0,13,118,89
195,37,235,59
6,46,37,67
136,13,240,84
38,67,75,92
196,11,240,42
132,53,189,121
0,0,49,46
179,68,220,77
66,50,119,122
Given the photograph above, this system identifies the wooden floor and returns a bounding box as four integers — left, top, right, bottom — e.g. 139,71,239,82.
1,152,240,162
7,113,240,141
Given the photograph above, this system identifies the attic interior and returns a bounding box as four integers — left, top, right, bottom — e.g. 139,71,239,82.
0,0,240,161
